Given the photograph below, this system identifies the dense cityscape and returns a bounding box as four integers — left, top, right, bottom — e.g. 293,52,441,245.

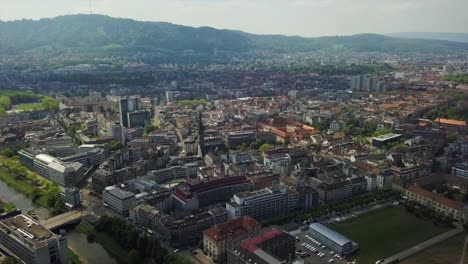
0,7,467,264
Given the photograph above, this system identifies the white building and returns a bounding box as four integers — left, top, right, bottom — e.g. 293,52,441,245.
103,186,136,217
309,223,358,256
226,186,292,221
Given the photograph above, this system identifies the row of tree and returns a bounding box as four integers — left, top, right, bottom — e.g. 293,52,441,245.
404,201,455,228
264,189,400,225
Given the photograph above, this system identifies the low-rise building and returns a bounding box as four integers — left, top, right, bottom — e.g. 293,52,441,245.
308,223,358,256
404,185,465,222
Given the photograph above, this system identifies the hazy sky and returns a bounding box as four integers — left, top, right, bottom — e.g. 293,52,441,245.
1,0,467,37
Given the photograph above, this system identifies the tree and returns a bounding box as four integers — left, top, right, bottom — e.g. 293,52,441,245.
144,121,157,134
127,249,141,264
259,143,273,153
1,257,21,264
0,96,11,110
42,97,59,111
87,233,96,243
0,148,16,157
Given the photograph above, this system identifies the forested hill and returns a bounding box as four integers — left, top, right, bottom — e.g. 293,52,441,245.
1,14,468,55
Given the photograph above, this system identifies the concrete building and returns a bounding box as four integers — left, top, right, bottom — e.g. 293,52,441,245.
203,216,261,263
452,163,468,178
0,211,69,264
119,97,139,128
92,168,135,194
173,176,252,211
108,122,125,144
372,133,402,148
226,186,309,221
404,185,465,222
18,151,85,187
103,186,136,217
184,138,197,155
309,223,358,256
365,174,377,192
377,170,394,189
127,110,151,128
61,187,81,208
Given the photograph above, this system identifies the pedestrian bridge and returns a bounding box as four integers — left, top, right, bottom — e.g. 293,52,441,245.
41,210,82,230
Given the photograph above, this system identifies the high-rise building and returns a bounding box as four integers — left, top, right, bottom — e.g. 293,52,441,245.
108,122,125,144
119,97,139,128
0,211,69,264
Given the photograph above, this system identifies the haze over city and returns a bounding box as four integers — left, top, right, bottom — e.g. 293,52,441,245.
1,0,468,36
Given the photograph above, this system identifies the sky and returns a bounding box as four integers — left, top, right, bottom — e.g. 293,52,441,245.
0,0,467,37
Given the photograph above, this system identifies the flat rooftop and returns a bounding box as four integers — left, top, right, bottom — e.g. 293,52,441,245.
372,133,402,141
1,214,55,247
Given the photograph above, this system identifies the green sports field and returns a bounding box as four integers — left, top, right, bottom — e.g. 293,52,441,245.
334,206,450,263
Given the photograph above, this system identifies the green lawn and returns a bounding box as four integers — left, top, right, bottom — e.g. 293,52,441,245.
68,249,83,264
334,206,450,263
400,232,468,264
15,102,44,111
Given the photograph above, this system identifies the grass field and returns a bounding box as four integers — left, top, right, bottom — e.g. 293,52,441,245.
14,102,44,111
334,206,450,263
400,232,468,264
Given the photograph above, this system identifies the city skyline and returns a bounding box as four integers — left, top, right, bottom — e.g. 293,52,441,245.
1,0,468,37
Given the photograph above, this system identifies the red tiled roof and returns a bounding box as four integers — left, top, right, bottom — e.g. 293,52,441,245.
204,216,260,242
240,229,284,252
406,185,463,210
435,118,467,127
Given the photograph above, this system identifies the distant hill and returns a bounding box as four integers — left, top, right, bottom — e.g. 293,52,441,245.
386,32,468,43
1,15,468,55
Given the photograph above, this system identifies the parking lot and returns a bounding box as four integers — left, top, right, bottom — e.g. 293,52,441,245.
292,228,350,264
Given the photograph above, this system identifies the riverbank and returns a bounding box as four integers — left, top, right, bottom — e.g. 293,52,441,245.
76,223,127,264
0,156,65,214
68,249,84,264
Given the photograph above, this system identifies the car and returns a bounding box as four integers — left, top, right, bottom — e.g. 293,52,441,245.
192,251,198,255
330,251,335,255
321,245,326,249
173,249,179,253
328,259,334,263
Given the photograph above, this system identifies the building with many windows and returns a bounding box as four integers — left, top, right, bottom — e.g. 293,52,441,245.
0,211,69,264
173,176,252,211
226,186,315,221
203,216,261,263
103,186,136,217
18,150,85,187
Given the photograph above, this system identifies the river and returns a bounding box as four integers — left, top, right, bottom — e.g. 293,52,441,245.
0,180,117,264
67,231,117,264
0,180,50,219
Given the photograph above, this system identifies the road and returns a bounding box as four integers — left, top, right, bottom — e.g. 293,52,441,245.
460,233,468,264
384,223,464,264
